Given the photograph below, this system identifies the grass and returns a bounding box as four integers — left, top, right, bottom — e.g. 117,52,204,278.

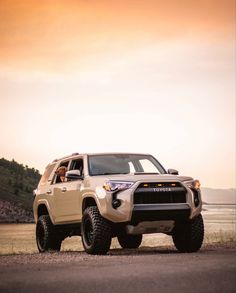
204,230,236,244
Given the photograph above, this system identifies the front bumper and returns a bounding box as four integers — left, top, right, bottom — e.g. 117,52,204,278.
131,203,191,224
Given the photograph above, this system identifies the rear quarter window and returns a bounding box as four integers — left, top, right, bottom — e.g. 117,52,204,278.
39,163,56,185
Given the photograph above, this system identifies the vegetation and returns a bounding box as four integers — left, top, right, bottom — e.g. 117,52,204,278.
0,158,41,222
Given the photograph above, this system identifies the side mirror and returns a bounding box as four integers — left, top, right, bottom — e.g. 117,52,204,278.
66,170,83,180
168,169,179,175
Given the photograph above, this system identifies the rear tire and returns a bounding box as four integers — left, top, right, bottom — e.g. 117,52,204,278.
172,213,204,253
36,215,62,252
118,231,142,249
81,207,112,255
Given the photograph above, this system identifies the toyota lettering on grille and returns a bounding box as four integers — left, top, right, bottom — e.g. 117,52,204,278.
153,187,172,192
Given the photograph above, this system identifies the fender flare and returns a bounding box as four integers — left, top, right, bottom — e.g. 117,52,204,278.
35,199,55,224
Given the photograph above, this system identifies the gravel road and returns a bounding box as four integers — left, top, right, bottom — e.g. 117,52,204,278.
0,245,236,293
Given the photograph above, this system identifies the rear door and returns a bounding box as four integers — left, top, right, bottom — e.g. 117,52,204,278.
52,158,83,224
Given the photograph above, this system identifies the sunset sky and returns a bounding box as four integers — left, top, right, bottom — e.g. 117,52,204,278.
0,0,235,188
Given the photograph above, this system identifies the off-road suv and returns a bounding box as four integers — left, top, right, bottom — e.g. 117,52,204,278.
33,153,204,255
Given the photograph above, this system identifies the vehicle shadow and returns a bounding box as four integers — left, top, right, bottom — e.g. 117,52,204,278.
59,245,212,256
108,247,179,255
58,246,181,256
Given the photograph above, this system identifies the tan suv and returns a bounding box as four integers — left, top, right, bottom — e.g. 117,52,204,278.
33,153,204,255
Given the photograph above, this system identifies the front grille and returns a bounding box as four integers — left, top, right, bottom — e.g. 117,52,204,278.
133,182,187,204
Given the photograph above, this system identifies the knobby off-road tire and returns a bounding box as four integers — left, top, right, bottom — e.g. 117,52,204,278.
81,206,112,255
118,231,143,249
36,215,62,252
172,213,204,253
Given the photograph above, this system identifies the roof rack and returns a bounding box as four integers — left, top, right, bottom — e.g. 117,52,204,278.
52,153,80,163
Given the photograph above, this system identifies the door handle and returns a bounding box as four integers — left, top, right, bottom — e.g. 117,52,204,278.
46,189,52,194
61,187,67,192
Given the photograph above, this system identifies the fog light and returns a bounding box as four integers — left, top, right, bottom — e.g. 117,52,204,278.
112,199,121,209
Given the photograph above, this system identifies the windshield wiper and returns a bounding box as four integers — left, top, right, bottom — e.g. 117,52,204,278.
134,172,159,175
95,172,129,175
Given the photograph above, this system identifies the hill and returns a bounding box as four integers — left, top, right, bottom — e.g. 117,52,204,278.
0,158,41,222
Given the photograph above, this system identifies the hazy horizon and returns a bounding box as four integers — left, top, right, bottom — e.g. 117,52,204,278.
0,0,235,189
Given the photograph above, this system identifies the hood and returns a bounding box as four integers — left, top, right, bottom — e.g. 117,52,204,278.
102,173,193,183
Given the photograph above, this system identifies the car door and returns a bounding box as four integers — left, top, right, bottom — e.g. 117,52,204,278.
52,158,83,224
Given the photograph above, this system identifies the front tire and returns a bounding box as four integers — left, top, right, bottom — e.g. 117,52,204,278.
118,231,142,249
81,207,112,255
36,215,62,252
172,213,204,253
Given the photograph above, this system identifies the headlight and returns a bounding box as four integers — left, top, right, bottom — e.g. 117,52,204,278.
103,181,134,192
185,179,201,190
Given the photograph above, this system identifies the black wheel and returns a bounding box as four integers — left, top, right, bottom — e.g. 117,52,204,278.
172,213,204,253
118,230,142,249
36,215,62,252
81,207,112,255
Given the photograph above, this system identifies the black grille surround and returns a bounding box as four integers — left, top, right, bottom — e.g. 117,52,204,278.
133,182,187,205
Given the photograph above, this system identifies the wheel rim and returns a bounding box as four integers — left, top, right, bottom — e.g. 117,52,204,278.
84,217,94,246
36,223,45,250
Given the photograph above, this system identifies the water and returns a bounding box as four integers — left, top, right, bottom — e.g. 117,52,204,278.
202,204,236,233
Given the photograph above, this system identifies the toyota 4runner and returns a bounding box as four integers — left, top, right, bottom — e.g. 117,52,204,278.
33,153,204,255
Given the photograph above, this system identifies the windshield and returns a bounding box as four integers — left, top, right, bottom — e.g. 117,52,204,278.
88,154,166,176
